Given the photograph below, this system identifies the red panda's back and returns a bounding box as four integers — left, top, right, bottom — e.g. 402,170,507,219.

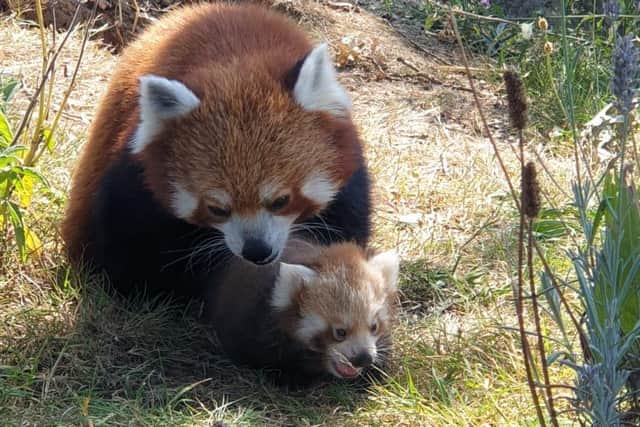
63,3,313,258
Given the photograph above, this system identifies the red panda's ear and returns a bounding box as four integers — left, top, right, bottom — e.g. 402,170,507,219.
130,75,200,154
289,43,352,117
271,263,317,311
368,250,400,293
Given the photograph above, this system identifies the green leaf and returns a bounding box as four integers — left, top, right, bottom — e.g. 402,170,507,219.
18,166,48,185
24,227,43,258
595,173,640,335
0,155,22,169
14,173,35,207
0,111,13,147
43,128,56,153
0,144,27,158
0,169,18,195
424,13,437,32
590,196,608,247
4,200,27,261
1,79,21,105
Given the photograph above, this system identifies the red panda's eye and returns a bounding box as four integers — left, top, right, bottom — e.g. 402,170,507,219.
208,205,231,218
333,328,347,341
267,195,290,212
370,322,379,334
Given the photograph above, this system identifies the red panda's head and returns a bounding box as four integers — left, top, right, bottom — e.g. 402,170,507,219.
271,244,400,379
128,44,362,265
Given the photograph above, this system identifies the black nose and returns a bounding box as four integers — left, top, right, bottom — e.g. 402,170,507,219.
241,239,273,265
350,352,373,368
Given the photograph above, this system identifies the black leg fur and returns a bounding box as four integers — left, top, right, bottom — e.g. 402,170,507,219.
86,153,371,298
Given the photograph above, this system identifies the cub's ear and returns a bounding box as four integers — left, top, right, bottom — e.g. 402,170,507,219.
271,263,317,311
290,43,351,117
368,250,400,292
130,75,200,154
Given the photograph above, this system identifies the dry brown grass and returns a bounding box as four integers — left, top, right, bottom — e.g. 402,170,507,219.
0,1,580,425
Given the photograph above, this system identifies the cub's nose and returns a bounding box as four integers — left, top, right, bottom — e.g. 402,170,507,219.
350,352,374,368
241,238,274,265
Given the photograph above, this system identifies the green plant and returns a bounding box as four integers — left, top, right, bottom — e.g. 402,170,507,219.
0,0,93,261
451,0,640,424
0,81,48,260
421,1,636,132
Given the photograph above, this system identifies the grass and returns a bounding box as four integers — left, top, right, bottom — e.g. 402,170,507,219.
0,0,597,425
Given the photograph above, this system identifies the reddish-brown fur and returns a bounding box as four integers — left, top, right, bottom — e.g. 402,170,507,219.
207,241,397,386
280,243,397,341
62,3,363,260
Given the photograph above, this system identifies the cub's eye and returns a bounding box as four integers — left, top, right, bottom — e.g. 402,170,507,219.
333,328,347,342
370,322,379,334
208,205,231,218
267,195,290,212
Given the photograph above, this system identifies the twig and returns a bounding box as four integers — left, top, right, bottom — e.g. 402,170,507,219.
443,1,588,355
451,215,499,276
449,8,554,425
9,3,83,146
379,18,451,65
427,1,587,42
131,0,140,33
528,218,559,426
533,149,572,199
384,59,473,92
31,3,97,166
436,65,491,74
448,13,521,212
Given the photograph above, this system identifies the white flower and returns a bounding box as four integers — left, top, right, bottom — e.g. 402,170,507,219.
520,23,533,40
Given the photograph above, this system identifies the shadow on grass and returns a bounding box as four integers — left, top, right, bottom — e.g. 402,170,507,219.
0,266,386,426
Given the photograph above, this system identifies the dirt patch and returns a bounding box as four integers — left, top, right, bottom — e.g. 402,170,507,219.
2,0,283,51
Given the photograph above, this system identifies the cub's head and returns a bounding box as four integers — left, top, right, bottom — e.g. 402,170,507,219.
271,244,400,379
130,44,362,266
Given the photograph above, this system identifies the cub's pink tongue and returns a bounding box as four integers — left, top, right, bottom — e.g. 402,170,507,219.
335,362,359,378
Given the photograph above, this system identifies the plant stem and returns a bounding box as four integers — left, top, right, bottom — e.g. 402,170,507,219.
30,4,96,166
516,128,547,427
9,4,82,147
528,217,559,427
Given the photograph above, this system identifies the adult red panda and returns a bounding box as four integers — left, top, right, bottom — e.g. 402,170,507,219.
62,3,371,295
207,242,399,388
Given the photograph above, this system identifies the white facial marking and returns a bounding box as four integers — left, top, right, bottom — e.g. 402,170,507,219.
293,43,352,117
335,332,378,361
271,263,317,311
259,182,283,202
368,250,400,292
208,189,231,207
301,171,338,206
368,303,386,324
130,75,200,154
219,210,297,261
171,182,198,219
296,312,328,344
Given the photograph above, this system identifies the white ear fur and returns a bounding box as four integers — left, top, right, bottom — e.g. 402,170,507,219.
130,75,200,154
293,43,351,117
271,263,317,311
368,250,400,292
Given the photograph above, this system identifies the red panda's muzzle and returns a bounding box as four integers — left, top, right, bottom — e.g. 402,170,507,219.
242,238,277,265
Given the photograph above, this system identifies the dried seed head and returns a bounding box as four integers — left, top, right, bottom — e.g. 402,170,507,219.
612,35,639,115
543,41,554,55
522,162,541,219
537,17,548,32
503,71,528,130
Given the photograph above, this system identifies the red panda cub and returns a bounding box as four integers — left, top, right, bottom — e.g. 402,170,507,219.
207,242,399,388
62,3,371,296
